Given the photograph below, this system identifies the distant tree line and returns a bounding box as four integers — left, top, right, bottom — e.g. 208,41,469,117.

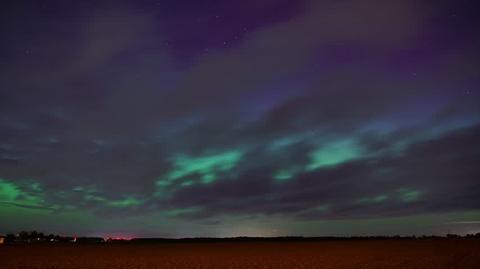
2,231,104,244
130,233,480,243
2,231,480,244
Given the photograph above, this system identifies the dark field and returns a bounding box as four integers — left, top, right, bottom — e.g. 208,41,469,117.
1,239,480,269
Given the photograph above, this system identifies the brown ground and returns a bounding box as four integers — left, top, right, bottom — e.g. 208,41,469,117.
1,239,479,269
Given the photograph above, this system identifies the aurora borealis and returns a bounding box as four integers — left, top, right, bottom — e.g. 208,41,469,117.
1,0,479,238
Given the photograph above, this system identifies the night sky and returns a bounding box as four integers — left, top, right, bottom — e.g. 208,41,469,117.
1,0,480,238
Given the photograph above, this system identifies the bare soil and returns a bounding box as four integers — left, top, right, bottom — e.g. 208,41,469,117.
1,239,479,268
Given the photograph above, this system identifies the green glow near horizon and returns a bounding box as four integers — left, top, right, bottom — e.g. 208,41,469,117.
398,188,422,202
180,180,194,187
0,201,103,236
0,179,47,208
306,140,362,171
0,179,20,201
170,150,242,181
269,136,301,150
268,132,314,151
273,167,302,182
107,197,142,208
273,169,295,182
357,194,389,204
271,138,363,182
78,186,143,208
312,204,330,212
156,149,243,188
164,207,201,217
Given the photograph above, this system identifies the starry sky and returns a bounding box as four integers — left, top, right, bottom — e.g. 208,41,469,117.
1,0,480,238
